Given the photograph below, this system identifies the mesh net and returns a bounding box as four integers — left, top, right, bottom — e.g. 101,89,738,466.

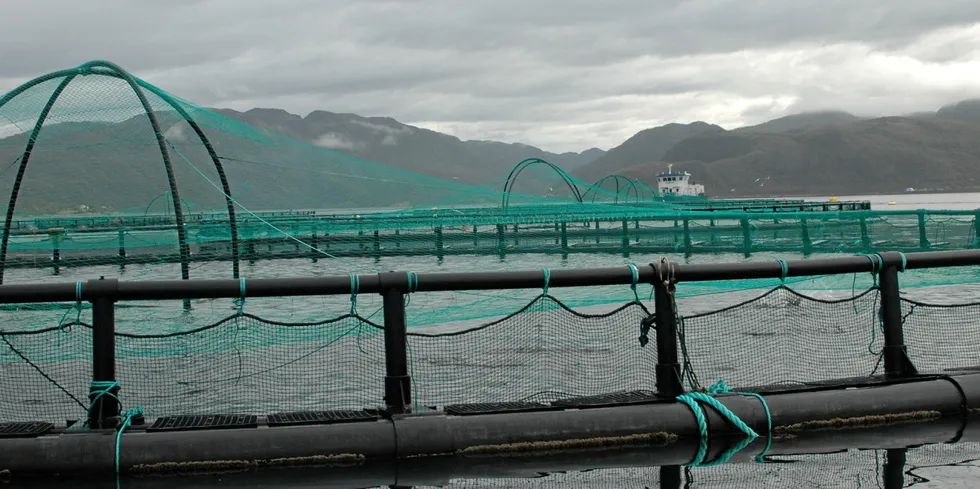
3,63,980,462
4,277,980,426
0,61,979,329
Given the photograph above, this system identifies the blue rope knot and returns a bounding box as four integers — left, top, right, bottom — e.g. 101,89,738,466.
235,278,246,314
88,380,120,417
775,259,788,284
406,271,419,293
676,379,772,467
349,273,360,316
115,407,144,476
87,380,144,477
627,263,641,302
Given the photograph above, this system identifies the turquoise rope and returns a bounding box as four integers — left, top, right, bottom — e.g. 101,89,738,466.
88,381,144,477
627,263,640,302
676,379,772,467
708,380,773,463
115,407,143,477
541,268,550,296
87,380,120,418
897,252,907,272
236,278,246,314
407,271,418,293
775,259,788,284
349,273,359,316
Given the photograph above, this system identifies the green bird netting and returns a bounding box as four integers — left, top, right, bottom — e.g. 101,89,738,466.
3,61,980,427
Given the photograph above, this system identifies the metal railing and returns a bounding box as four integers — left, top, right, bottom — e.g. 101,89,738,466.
2,249,979,428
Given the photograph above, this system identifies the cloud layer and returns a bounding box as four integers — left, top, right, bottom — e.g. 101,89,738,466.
3,0,980,152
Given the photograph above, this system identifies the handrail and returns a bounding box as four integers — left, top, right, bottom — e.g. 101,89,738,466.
0,249,979,304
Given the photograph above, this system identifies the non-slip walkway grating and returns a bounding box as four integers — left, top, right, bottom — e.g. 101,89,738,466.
0,421,53,439
267,409,378,427
147,414,258,433
551,390,659,408
445,401,562,416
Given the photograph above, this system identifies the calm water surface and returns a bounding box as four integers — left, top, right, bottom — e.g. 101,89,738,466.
7,193,980,488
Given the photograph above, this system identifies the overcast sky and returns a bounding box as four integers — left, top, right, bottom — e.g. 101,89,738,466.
3,0,980,152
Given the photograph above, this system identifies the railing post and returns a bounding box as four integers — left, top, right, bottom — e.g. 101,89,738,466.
87,277,120,429
652,262,683,397
878,252,917,377
379,272,411,414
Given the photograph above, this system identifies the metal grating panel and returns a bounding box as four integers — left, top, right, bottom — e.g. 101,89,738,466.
0,421,53,439
551,390,659,408
267,409,378,427
147,414,257,433
445,401,560,416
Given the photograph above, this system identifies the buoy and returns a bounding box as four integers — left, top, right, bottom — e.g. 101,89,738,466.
828,196,839,203
888,201,897,206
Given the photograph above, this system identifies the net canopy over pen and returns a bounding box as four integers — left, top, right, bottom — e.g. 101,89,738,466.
3,61,980,437
0,60,978,329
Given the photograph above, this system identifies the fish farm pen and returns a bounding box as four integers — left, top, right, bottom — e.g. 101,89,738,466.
5,60,980,488
3,206,977,274
3,250,980,485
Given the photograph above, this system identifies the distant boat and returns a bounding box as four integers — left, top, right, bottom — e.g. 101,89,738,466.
905,187,915,193
656,164,705,197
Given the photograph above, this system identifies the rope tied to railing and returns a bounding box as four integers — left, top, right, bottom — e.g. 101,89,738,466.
404,271,418,307
58,281,84,332
775,259,788,285
235,278,246,315
541,268,551,296
677,379,772,467
349,273,360,317
87,380,144,481
627,263,641,303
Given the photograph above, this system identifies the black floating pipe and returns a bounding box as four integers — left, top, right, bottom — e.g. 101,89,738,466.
4,249,980,304
3,373,979,478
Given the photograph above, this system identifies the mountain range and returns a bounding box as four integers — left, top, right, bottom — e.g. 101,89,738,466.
5,96,980,214
574,101,980,197
215,100,980,199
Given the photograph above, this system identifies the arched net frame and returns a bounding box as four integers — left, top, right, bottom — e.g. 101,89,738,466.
0,59,978,328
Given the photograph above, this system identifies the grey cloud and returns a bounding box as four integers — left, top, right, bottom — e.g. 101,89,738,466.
2,0,980,152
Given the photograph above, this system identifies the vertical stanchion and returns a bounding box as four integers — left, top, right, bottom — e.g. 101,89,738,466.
117,229,126,258
682,218,692,254
974,211,980,249
859,216,871,249
883,448,907,489
740,217,751,257
660,466,682,489
878,252,917,377
87,277,120,429
801,218,812,255
380,272,411,414
652,262,683,397
917,210,930,249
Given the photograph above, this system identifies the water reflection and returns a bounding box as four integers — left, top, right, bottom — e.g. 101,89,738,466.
10,424,980,489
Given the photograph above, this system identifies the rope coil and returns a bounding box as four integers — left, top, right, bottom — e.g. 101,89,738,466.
676,380,772,467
